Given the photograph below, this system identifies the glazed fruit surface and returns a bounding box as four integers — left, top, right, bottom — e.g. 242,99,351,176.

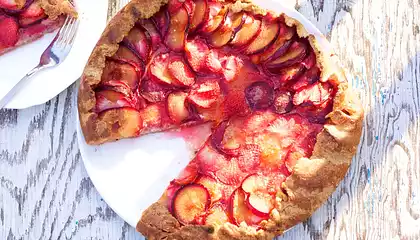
93,0,338,228
0,0,61,52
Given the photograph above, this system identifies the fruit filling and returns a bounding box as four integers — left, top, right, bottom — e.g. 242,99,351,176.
0,0,70,53
93,0,339,229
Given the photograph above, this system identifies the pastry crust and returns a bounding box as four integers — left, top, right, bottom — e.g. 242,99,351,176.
78,0,364,238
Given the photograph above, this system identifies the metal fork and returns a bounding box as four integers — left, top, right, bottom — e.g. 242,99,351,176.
0,16,79,109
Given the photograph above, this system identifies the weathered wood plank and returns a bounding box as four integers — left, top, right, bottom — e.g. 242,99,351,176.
1,0,419,239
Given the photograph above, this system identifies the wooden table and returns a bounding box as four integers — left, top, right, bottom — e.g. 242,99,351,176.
1,0,419,239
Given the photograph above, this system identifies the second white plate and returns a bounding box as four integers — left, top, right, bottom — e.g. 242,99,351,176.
0,0,108,109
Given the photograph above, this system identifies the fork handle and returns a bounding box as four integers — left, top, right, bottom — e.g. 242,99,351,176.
0,64,46,109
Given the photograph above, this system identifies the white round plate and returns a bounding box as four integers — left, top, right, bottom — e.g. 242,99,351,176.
0,0,108,109
77,0,334,234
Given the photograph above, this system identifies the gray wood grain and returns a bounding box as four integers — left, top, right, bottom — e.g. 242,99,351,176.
1,0,419,239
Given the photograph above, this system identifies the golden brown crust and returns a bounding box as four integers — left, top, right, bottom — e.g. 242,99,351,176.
78,0,364,238
39,0,78,19
78,0,168,145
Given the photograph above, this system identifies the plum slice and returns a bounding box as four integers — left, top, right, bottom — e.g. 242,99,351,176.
273,90,293,114
152,8,170,37
0,15,19,48
243,18,280,55
165,6,189,51
113,45,144,68
205,204,228,226
230,15,261,48
138,19,162,50
172,184,211,224
175,163,198,185
266,41,307,70
270,64,305,87
208,11,244,48
168,56,196,87
190,0,208,31
293,82,333,106
187,78,221,109
149,53,180,86
241,174,275,217
140,79,168,103
196,175,223,203
245,81,274,110
200,2,227,34
123,27,151,60
98,108,143,138
185,39,210,73
167,92,189,123
18,1,47,26
95,90,134,113
230,188,266,226
252,23,295,63
291,67,320,91
302,50,316,69
101,60,139,90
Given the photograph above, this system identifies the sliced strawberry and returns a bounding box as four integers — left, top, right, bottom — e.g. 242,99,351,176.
200,2,226,34
165,6,189,51
253,133,289,168
187,78,221,109
0,15,19,48
95,90,134,113
185,39,210,73
168,56,195,87
243,18,279,55
98,108,143,138
196,143,227,175
149,53,179,86
290,67,320,91
244,111,277,133
230,188,266,226
230,15,261,48
101,60,139,90
152,8,170,37
190,0,208,31
113,45,143,68
167,92,189,123
293,82,333,106
266,41,307,70
205,204,228,226
220,55,244,82
172,184,210,224
140,79,168,103
138,19,162,50
204,49,223,73
123,27,150,60
237,144,261,172
245,81,274,110
273,90,293,114
215,158,246,186
196,175,223,203
175,163,198,185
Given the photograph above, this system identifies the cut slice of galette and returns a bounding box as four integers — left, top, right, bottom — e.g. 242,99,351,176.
77,0,364,239
0,0,77,55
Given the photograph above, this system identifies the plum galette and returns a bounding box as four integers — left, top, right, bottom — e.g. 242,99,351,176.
0,0,77,55
77,0,364,239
